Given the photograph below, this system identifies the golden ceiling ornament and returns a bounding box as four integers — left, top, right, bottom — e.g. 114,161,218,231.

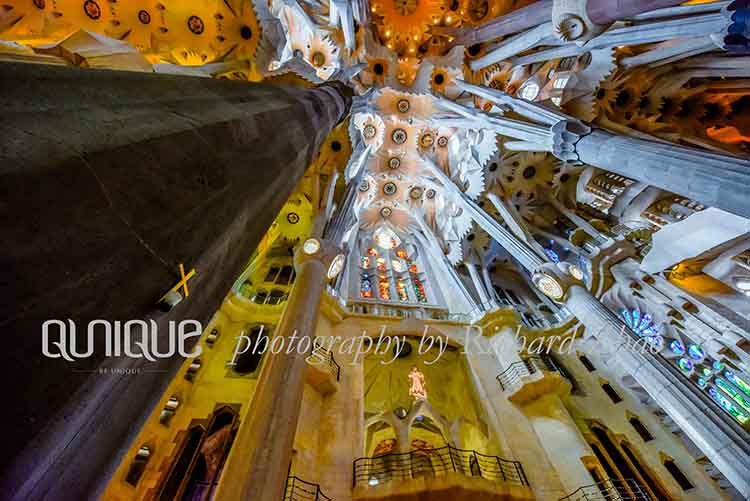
371,0,444,54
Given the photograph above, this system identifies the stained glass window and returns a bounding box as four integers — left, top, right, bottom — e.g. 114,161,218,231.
396,279,409,301
408,261,418,273
378,275,391,300
367,247,378,257
678,358,693,374
715,377,750,414
391,259,405,272
376,257,386,272
413,277,427,303
724,370,750,397
361,256,371,268
396,249,407,259
544,248,560,263
687,344,705,361
360,273,373,298
708,386,749,424
620,308,660,345
669,340,685,356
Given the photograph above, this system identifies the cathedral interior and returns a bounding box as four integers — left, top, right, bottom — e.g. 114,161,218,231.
3,0,750,499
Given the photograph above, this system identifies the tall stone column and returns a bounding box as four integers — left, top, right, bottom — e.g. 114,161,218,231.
575,129,750,219
0,63,350,499
465,262,492,309
214,238,342,500
562,284,750,497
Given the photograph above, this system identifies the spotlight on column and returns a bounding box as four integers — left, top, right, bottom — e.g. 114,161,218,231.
157,290,183,312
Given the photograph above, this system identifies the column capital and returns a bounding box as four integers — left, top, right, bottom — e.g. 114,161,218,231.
532,261,586,302
552,0,610,43
294,237,344,277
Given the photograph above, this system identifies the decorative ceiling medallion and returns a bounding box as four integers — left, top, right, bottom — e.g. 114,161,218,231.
437,136,448,147
533,273,564,300
286,212,300,224
311,52,326,67
420,132,434,148
393,0,418,16
380,206,393,217
392,128,407,145
83,0,101,20
138,10,151,24
302,238,321,255
383,182,398,196
388,157,401,169
363,124,377,139
188,15,205,35
425,189,436,199
409,187,424,199
397,99,410,113
358,180,370,192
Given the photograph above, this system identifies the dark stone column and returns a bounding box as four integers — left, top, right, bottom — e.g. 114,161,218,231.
0,62,351,500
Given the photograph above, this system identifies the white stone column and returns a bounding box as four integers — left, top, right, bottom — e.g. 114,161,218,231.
465,262,493,309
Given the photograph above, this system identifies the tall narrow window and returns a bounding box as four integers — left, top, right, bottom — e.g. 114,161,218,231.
629,417,653,442
413,277,427,303
579,354,596,372
396,278,409,302
264,267,279,283
233,326,268,374
360,273,373,298
664,459,694,491
602,383,623,403
621,442,669,500
378,275,391,300
276,265,293,285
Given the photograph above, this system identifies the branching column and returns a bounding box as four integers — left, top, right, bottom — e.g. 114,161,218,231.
0,62,350,500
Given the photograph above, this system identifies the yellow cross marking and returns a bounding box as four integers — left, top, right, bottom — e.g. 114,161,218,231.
158,264,197,303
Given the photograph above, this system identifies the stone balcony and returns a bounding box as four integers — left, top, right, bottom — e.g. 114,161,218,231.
496,356,573,405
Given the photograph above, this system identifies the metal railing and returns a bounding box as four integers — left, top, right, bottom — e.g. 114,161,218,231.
560,479,650,501
353,446,529,488
284,476,331,501
310,338,341,381
496,355,560,391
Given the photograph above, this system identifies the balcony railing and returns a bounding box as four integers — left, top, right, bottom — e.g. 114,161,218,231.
353,446,529,488
284,476,331,501
310,338,341,381
496,355,560,391
559,479,650,500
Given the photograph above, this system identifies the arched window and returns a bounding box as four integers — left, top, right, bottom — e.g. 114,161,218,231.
601,383,622,403
252,290,268,304
620,441,669,500
264,266,279,283
233,325,269,374
276,265,294,285
663,458,694,491
266,289,286,305
628,417,653,442
157,407,239,500
579,354,596,372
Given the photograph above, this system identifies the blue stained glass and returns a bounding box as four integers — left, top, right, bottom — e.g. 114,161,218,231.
701,367,713,378
725,370,750,398
632,309,641,328
707,387,749,424
688,344,705,361
638,313,652,331
544,248,560,263
697,377,707,388
678,358,694,374
713,361,724,371
670,340,685,356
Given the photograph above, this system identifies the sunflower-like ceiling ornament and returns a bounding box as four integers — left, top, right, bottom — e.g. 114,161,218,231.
374,89,435,120
498,151,560,197
0,1,74,43
370,0,445,56
273,193,314,243
353,112,386,149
